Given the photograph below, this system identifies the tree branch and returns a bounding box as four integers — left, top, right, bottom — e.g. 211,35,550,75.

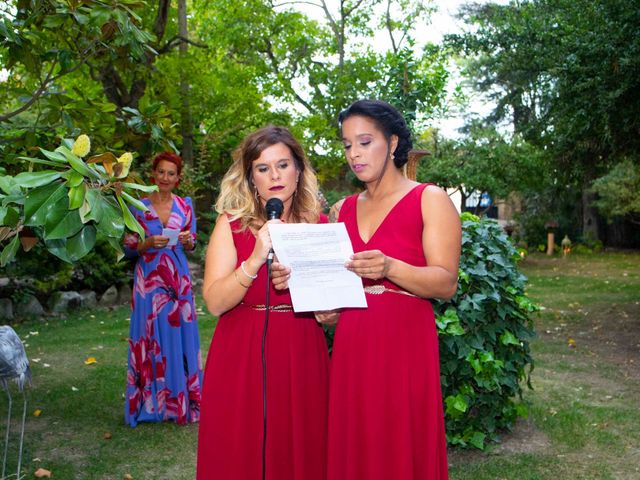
157,35,209,54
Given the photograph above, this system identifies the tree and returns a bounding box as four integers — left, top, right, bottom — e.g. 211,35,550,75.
447,0,640,241
191,0,451,184
592,159,640,225
419,122,549,212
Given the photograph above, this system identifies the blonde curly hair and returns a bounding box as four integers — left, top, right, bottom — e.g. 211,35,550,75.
215,125,320,230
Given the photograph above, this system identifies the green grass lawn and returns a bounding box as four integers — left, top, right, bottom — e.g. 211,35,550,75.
3,251,639,479
449,251,640,480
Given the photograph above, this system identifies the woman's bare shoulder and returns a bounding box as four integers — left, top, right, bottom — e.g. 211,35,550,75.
328,198,346,223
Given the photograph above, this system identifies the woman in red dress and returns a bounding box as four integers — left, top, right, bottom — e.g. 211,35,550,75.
196,126,329,480
325,100,460,479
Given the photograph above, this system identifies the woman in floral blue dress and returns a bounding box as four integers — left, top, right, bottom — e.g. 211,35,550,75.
123,151,203,427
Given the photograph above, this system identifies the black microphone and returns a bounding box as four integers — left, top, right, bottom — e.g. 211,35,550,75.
265,198,284,270
265,197,284,221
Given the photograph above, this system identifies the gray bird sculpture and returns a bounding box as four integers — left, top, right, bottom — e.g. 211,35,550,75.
0,325,31,480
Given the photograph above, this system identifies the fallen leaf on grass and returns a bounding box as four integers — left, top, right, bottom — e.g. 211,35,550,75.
33,409,42,417
84,357,97,365
567,338,576,348
34,468,52,478
104,432,112,439
124,474,133,480
71,386,79,392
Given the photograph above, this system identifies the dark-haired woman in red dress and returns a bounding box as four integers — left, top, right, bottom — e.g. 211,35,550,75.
273,100,461,479
329,99,460,479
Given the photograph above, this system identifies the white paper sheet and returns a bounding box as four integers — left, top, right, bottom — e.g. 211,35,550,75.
162,228,180,246
268,223,367,312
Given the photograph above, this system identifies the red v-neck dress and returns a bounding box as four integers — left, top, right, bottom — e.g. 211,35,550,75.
329,184,449,480
196,216,330,480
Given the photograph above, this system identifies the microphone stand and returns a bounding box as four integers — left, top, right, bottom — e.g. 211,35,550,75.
261,249,275,480
260,198,282,480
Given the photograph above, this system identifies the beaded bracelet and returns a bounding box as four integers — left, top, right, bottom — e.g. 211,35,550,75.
240,260,258,280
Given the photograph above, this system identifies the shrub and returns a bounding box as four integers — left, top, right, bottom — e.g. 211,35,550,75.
433,213,537,449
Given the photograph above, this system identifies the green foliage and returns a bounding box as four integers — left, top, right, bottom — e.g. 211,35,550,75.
448,0,640,242
591,159,640,225
419,123,548,202
434,214,537,449
67,239,132,293
0,135,155,265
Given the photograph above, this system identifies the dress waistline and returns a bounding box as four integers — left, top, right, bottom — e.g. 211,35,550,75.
363,285,417,298
242,303,294,312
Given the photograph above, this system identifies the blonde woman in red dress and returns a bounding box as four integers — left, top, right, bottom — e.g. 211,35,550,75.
196,126,329,480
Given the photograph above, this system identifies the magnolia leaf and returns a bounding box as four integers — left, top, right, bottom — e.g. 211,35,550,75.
45,209,83,240
68,184,87,210
14,170,62,188
45,224,96,263
19,232,38,252
87,152,118,176
0,227,12,242
105,236,125,262
0,234,20,267
98,198,125,238
80,188,103,224
62,170,85,188
0,175,18,195
56,145,98,179
117,195,144,239
38,148,68,163
120,191,147,211
24,183,68,226
122,182,158,194
16,156,61,168
0,206,20,227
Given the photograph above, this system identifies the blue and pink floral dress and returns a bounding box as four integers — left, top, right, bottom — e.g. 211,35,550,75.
123,195,203,427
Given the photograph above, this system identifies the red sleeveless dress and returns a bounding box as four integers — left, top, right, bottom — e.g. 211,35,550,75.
196,217,330,480
328,184,449,480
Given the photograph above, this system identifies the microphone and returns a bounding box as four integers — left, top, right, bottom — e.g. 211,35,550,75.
265,197,284,221
265,198,284,270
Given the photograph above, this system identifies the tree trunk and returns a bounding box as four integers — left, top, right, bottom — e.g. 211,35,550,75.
581,186,600,242
178,0,194,168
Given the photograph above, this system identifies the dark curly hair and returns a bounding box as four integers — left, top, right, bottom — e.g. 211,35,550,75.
338,99,413,168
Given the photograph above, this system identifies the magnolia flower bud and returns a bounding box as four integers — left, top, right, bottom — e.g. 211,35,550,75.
72,134,91,157
114,152,133,178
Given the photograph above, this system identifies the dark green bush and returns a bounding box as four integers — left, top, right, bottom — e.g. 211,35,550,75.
433,213,537,449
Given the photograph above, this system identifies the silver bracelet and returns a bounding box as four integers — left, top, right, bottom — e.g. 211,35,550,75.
240,260,258,279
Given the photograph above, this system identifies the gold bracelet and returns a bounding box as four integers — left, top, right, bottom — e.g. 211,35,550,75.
234,270,250,288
